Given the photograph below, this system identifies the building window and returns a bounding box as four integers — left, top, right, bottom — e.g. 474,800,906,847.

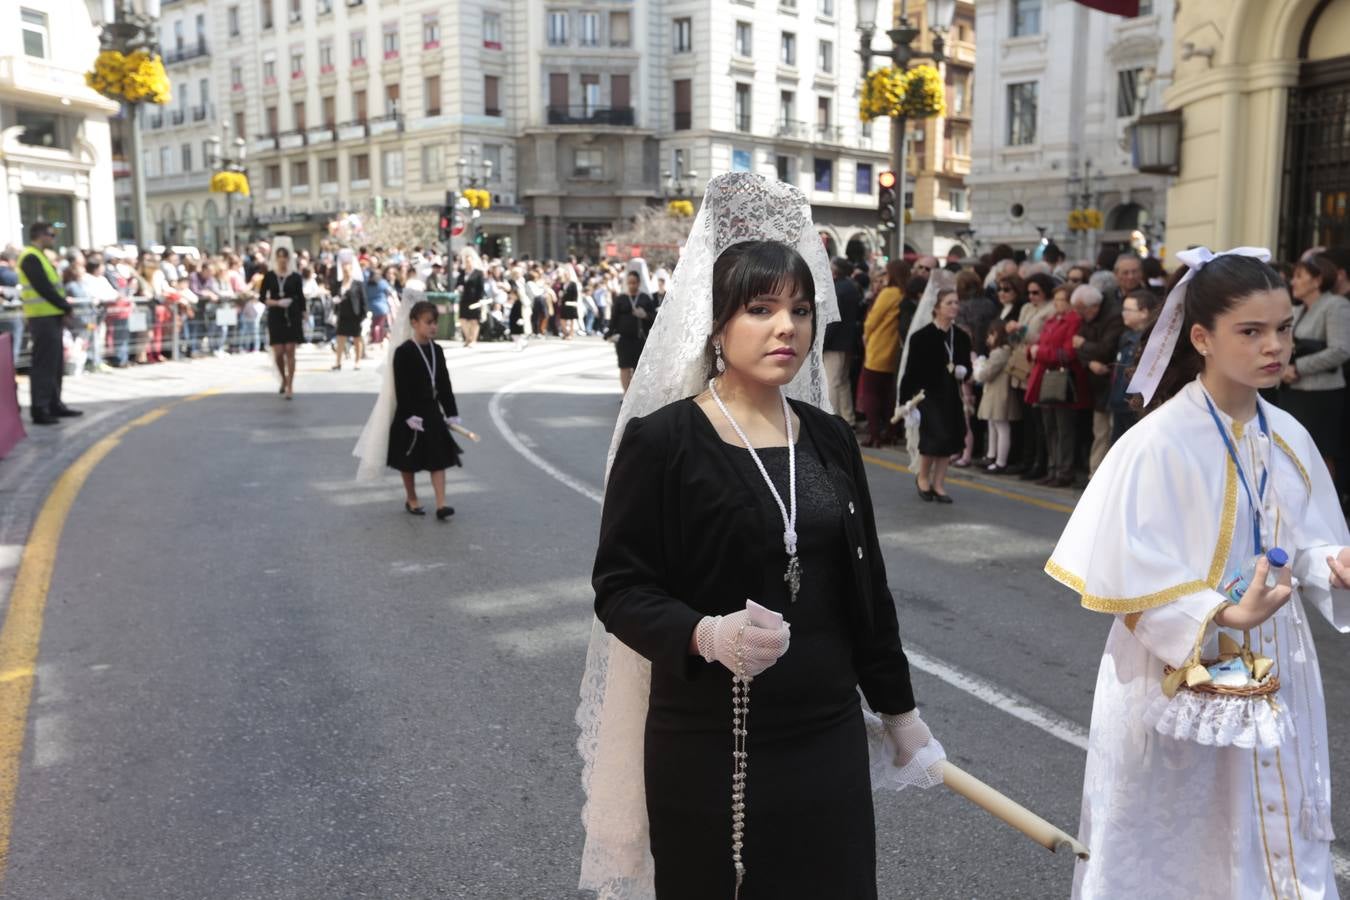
424,75,441,115
734,83,751,131
609,12,630,47
673,79,691,130
290,49,304,79
948,188,968,213
483,144,503,182
485,75,501,116
735,21,752,57
260,0,273,30
776,155,793,183
383,23,399,59
816,96,831,133
322,95,335,127
288,0,301,24
265,105,278,135
673,17,692,53
317,0,331,14
181,143,192,172
160,146,173,176
382,149,403,186
779,90,794,128
292,160,309,186
611,73,631,111
817,39,832,73
581,73,600,116
574,148,604,178
781,0,797,9
855,162,873,194
350,32,366,65
353,89,367,120
352,153,370,181
227,6,240,36
423,15,440,49
265,164,281,189
780,32,796,66
1007,81,1038,145
384,83,400,116
234,111,245,139
230,61,243,89
1011,0,1039,37
547,11,568,46
1116,67,1142,118
203,140,217,168
320,157,338,183
579,12,599,47
319,40,334,73
947,76,966,115
819,0,834,16
292,99,306,130
174,21,185,54
951,125,969,157
262,56,276,85
813,157,832,192
422,144,443,184
483,12,502,49
20,9,48,58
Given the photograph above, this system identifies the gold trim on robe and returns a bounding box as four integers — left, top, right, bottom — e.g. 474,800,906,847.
1272,432,1312,496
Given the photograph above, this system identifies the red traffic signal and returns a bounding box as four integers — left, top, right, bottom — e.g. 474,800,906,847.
878,170,897,190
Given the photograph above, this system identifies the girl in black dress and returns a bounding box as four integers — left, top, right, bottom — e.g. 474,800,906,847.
387,301,461,520
591,238,945,898
332,258,366,371
899,288,972,503
260,245,306,399
507,284,529,352
605,271,654,396
558,265,581,340
457,248,485,348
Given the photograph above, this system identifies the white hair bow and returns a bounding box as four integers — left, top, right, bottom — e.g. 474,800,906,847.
1126,246,1271,405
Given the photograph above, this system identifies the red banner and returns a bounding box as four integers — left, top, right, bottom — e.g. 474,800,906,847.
0,334,27,459
1072,0,1139,16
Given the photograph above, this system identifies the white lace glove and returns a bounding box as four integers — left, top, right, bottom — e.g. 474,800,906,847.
444,415,462,428
954,364,969,381
405,415,424,432
880,709,946,788
694,611,790,679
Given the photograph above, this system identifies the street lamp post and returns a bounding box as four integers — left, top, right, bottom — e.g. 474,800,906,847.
454,151,494,248
208,124,248,252
855,0,954,261
1066,159,1106,262
660,168,699,204
98,0,162,248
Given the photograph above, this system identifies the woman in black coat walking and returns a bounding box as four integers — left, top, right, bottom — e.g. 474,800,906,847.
605,270,655,396
332,258,366,370
260,245,306,399
899,288,972,503
457,248,486,347
387,301,462,520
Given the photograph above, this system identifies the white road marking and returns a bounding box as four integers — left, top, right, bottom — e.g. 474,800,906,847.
492,356,1350,880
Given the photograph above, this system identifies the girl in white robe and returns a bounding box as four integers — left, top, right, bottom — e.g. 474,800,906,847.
1047,249,1350,900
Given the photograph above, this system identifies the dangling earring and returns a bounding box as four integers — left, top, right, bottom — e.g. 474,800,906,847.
714,341,726,374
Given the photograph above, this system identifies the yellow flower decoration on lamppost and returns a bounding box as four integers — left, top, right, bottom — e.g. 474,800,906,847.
210,171,251,196
859,64,946,122
85,48,171,105
666,200,694,218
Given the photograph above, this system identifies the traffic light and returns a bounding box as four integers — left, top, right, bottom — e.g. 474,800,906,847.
877,170,897,231
437,205,452,242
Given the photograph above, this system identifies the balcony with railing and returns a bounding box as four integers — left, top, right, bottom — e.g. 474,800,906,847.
775,119,812,140
170,109,186,126
278,129,306,149
192,105,208,122
368,113,404,136
337,118,368,141
734,114,751,132
547,105,635,126
149,111,164,128
164,41,210,65
253,134,279,154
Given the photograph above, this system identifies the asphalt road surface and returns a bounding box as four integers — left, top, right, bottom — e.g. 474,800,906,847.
0,338,1346,899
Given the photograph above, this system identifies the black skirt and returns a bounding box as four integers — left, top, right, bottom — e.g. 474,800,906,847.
616,337,644,370
1278,386,1343,459
386,410,462,472
336,314,363,338
267,308,304,345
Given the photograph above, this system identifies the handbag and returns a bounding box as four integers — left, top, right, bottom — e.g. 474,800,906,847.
1292,337,1326,360
1039,368,1074,404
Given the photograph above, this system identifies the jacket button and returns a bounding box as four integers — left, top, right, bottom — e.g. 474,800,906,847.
848,501,855,514
857,547,864,559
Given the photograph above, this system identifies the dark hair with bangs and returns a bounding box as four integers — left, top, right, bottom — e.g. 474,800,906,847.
1135,254,1285,411
708,240,816,379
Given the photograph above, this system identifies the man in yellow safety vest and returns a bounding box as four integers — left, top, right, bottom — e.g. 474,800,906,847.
17,221,81,425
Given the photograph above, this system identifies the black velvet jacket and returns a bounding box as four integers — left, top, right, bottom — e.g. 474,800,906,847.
592,397,917,715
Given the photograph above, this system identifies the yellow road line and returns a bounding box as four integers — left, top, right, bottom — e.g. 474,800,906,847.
861,453,1077,515
0,392,208,882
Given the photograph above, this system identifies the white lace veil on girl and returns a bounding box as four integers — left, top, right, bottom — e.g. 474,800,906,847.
895,267,957,406
577,172,839,900
352,292,411,481
624,257,653,296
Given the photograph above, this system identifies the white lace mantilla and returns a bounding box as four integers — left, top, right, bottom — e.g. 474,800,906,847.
1142,690,1292,750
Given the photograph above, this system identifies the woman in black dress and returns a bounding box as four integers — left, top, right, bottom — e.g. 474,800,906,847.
605,271,655,396
507,284,528,351
332,258,366,371
387,301,461,520
558,265,581,340
260,245,305,399
457,248,485,348
591,237,944,898
900,287,972,503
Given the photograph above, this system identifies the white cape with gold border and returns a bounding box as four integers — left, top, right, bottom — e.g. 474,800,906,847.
1046,379,1349,899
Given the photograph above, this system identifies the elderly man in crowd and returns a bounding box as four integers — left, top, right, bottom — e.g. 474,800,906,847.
1110,252,1143,311
1069,283,1124,477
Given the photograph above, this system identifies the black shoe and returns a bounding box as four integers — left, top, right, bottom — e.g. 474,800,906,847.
53,406,83,418
916,481,935,502
405,502,426,516
31,412,58,426
1019,468,1047,482
436,506,455,520
933,492,954,504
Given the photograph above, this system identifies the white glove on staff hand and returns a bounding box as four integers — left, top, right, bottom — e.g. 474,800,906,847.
954,365,969,381
881,709,947,787
694,610,791,679
406,415,424,432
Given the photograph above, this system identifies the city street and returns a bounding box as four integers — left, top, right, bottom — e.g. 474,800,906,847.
0,338,1347,899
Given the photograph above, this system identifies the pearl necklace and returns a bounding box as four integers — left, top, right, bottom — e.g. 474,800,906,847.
707,379,800,603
